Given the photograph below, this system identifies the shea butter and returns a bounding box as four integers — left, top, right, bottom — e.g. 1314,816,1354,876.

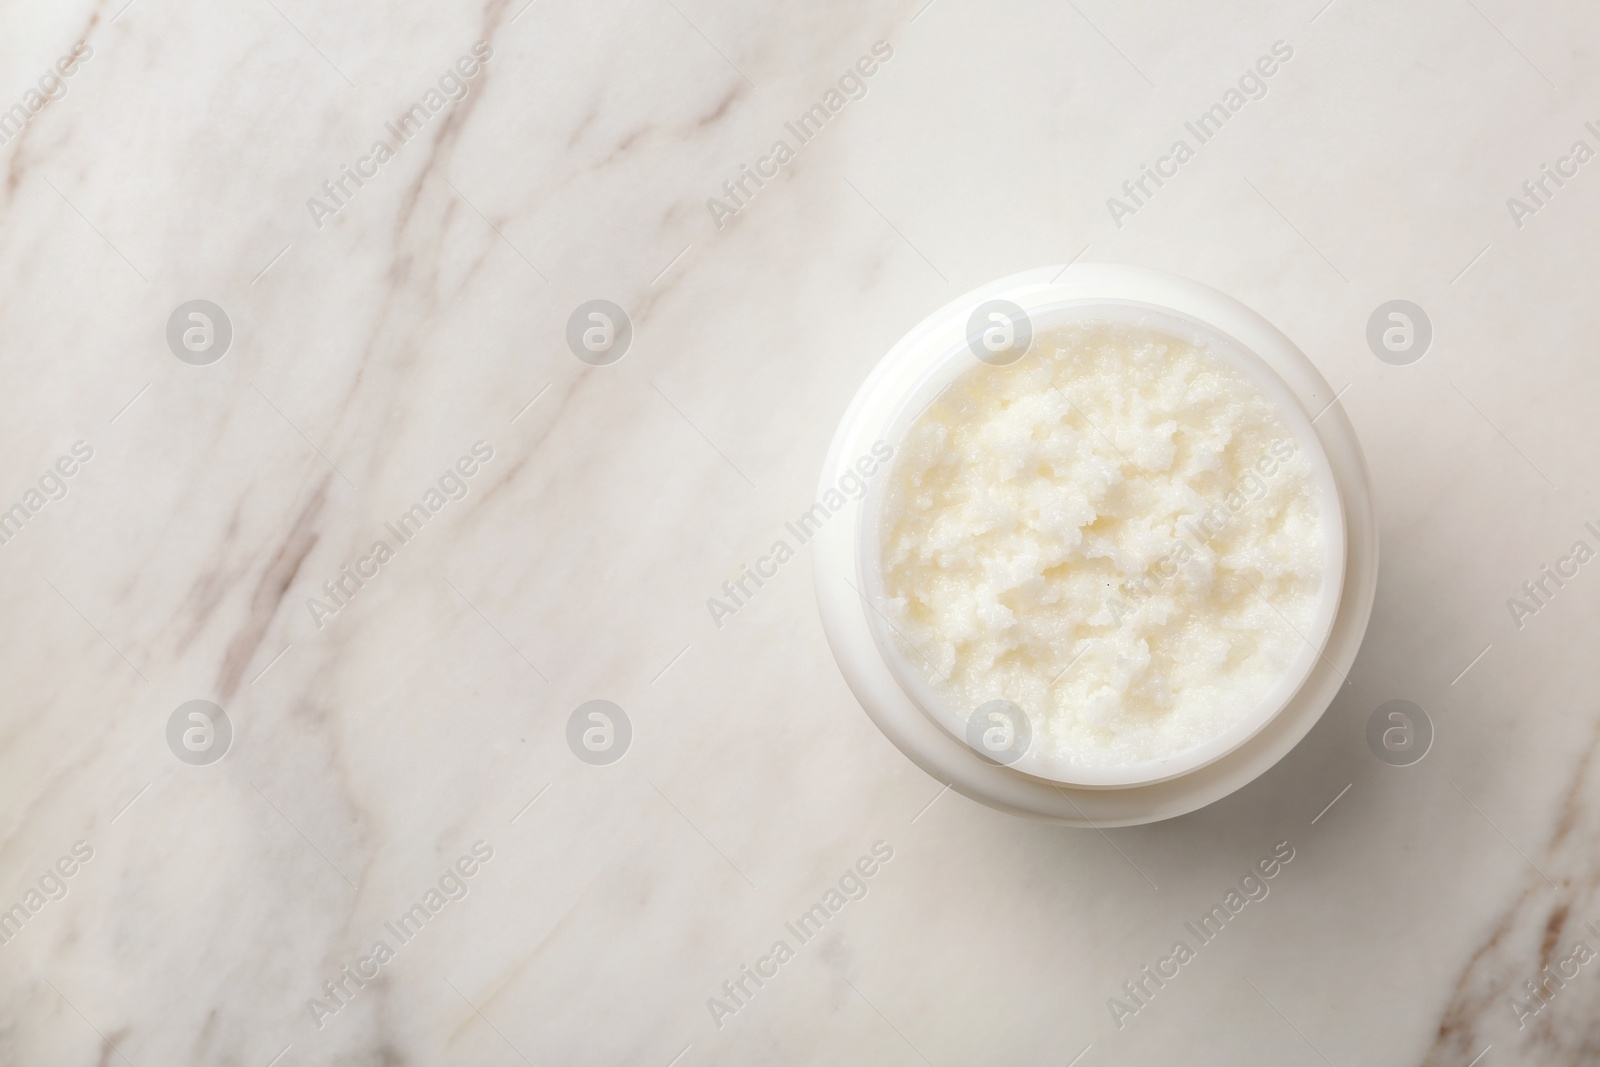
878,321,1325,769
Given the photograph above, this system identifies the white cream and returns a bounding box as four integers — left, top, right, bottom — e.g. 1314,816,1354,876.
879,321,1325,768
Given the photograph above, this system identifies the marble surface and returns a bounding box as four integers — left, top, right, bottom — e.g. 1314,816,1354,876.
2,0,1599,1063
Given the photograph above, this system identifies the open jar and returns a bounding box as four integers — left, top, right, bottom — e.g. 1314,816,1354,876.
812,265,1377,825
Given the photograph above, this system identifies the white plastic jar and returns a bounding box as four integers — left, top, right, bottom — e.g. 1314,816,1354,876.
813,265,1377,825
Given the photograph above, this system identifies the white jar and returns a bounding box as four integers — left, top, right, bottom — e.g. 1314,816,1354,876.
812,265,1378,825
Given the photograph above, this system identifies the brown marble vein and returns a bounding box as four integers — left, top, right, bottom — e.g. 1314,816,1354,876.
1424,716,1600,1064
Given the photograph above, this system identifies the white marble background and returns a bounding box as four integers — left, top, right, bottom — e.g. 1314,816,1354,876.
1,0,1598,1063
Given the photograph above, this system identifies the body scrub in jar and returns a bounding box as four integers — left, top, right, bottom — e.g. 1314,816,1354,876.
815,266,1374,822
876,316,1329,780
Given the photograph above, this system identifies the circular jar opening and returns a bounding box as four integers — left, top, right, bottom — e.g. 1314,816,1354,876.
855,299,1346,789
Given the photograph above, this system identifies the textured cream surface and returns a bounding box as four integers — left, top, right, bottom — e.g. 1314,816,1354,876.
879,322,1325,768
